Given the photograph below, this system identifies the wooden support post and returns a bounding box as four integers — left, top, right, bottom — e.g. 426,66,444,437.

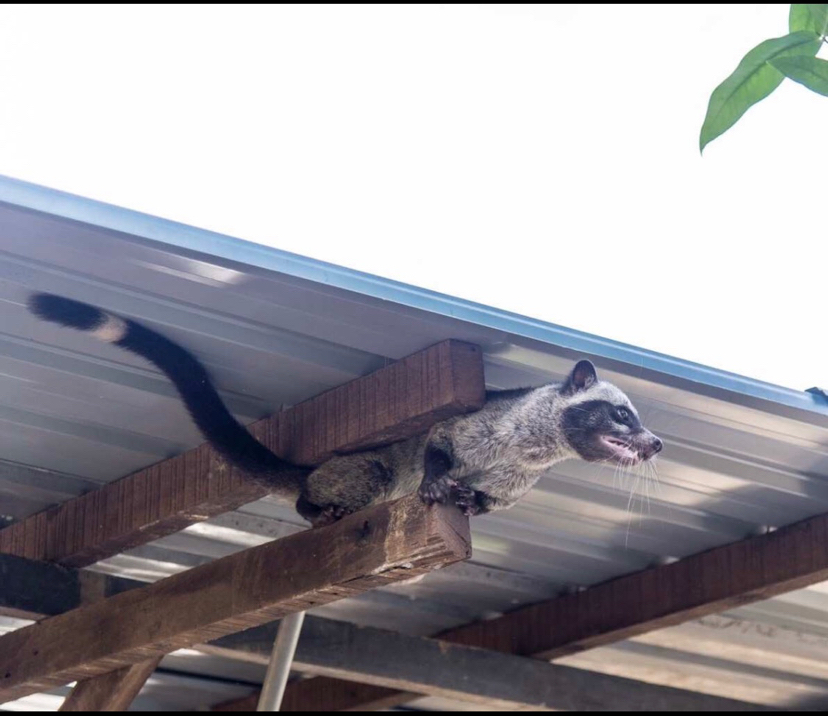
0,495,471,705
58,657,162,712
0,340,483,568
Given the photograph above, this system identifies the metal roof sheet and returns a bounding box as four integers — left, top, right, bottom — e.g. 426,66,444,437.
2,174,828,710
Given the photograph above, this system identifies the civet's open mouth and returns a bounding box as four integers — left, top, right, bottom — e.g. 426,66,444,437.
600,435,641,463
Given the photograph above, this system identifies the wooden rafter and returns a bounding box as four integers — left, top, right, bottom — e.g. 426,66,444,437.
273,508,828,710
440,511,828,658
58,657,162,712
0,340,484,568
5,511,828,709
0,495,470,704
0,553,135,619
0,553,779,711
0,558,416,710
214,681,407,713
203,616,764,712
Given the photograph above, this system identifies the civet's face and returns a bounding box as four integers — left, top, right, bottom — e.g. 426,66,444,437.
560,360,663,465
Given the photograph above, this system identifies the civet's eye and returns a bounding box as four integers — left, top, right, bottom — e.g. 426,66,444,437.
615,407,630,423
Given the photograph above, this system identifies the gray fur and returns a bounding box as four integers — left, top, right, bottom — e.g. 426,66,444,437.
299,361,662,526
26,293,661,528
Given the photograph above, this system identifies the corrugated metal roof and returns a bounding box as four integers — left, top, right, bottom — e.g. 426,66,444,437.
2,174,828,710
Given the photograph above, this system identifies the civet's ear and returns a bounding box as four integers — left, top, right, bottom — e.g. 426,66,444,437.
563,359,597,394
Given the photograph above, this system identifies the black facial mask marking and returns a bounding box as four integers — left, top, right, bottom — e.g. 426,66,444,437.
561,400,658,462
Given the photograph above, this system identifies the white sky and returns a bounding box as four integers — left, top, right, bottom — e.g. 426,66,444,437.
0,4,825,392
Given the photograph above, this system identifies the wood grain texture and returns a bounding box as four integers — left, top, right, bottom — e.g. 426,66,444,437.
0,553,141,619
203,616,764,712
0,340,484,568
214,680,412,713
0,553,772,712
0,495,471,704
439,512,828,659
282,340,485,465
58,657,162,711
268,509,828,710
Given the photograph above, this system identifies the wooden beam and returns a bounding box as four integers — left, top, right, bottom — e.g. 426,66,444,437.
58,657,162,712
272,508,828,710
0,558,159,711
0,553,138,620
439,512,828,659
0,554,771,712
12,508,826,709
0,495,471,704
0,340,484,568
214,680,411,713
210,622,420,712
0,556,412,711
212,692,259,712
283,679,412,712
203,618,765,712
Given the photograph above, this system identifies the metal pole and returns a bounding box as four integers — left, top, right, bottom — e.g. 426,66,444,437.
256,611,306,711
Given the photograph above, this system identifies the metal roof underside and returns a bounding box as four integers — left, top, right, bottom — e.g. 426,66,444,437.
1,175,828,710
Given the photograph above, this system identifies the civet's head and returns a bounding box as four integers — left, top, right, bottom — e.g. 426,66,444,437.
560,360,662,465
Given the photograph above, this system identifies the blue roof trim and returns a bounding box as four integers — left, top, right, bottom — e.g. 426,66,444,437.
2,173,826,420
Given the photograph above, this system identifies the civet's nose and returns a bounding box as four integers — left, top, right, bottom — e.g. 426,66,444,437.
652,436,663,454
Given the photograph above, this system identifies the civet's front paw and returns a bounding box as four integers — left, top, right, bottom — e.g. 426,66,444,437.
453,483,480,516
418,476,457,506
311,504,350,528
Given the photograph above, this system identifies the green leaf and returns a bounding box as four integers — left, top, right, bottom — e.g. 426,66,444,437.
790,4,820,33
700,31,821,153
807,4,828,36
770,54,828,95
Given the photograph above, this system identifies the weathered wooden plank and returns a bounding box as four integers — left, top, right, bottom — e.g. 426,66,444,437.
213,681,413,713
215,681,419,712
212,692,259,712
286,679,413,713
0,558,417,711
58,657,162,712
0,340,484,568
0,495,470,704
277,509,828,710
0,553,138,619
284,340,484,464
439,512,828,659
0,554,771,712
203,618,764,712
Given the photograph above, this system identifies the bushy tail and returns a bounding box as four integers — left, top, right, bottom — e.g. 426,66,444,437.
28,293,308,498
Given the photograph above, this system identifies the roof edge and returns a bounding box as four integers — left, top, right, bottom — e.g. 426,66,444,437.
1,173,825,422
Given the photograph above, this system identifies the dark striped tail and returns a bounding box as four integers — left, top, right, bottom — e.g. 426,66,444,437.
27,293,308,499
